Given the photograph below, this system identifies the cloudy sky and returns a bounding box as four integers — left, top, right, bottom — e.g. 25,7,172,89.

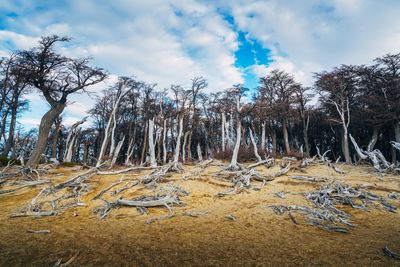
0,0,399,128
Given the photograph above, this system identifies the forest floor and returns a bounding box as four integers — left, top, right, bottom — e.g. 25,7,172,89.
0,161,399,266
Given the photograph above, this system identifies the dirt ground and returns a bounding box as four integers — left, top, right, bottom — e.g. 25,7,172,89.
0,161,399,266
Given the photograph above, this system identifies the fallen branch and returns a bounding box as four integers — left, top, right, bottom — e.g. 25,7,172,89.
383,246,400,260
54,251,80,267
288,176,328,182
27,229,51,234
0,180,49,195
97,166,160,175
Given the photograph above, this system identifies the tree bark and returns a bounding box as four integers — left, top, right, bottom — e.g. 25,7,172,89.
367,126,379,152
173,116,183,165
282,119,291,154
110,135,125,168
50,118,62,159
342,127,351,163
303,116,310,157
140,121,148,165
221,112,226,152
271,128,277,154
2,104,18,157
26,103,65,167
182,131,190,162
148,118,157,167
162,119,167,164
228,121,241,168
197,143,203,161
261,121,266,152
249,128,262,162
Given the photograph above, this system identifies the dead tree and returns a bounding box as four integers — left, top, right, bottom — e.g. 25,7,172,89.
17,35,106,167
350,134,391,172
148,118,157,167
249,127,262,162
63,117,87,162
97,78,132,167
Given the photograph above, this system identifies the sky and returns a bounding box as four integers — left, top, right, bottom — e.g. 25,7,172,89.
0,0,399,128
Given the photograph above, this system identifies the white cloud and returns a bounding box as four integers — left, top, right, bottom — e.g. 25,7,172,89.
222,0,400,85
0,30,39,50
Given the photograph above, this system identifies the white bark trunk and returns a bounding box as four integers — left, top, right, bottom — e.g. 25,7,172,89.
261,122,266,152
64,134,77,162
197,143,203,161
249,128,262,162
229,121,241,168
148,118,157,167
97,92,125,167
221,112,226,152
110,135,125,168
182,131,190,162
162,119,167,164
173,117,183,164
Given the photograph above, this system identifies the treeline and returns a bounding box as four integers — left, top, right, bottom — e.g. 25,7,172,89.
0,35,399,168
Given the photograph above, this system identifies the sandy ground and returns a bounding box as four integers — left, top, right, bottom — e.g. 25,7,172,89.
0,161,399,266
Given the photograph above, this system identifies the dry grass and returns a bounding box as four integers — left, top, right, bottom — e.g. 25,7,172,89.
0,161,399,266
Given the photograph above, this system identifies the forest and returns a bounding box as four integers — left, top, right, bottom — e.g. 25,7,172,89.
0,35,399,266
0,35,399,170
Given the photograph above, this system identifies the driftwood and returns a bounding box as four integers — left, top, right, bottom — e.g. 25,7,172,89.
225,214,237,221
300,156,317,167
270,182,397,233
273,191,286,199
182,211,208,217
316,147,346,174
10,211,57,218
288,176,328,182
54,251,80,267
94,194,182,218
247,158,274,169
97,166,159,175
27,229,51,234
270,204,352,233
92,180,124,200
216,163,290,197
350,134,393,172
383,246,400,260
0,180,49,195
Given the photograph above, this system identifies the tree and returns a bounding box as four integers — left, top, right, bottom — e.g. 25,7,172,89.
315,65,359,163
0,54,29,157
17,35,107,167
258,69,298,154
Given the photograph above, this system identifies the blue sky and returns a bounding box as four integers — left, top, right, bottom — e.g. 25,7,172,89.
0,0,399,127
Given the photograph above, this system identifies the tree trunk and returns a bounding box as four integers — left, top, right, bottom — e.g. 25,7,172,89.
367,126,379,152
2,105,18,157
162,119,167,164
148,118,157,167
303,116,310,157
50,119,61,159
342,127,351,163
26,103,65,167
392,122,400,164
228,121,241,169
64,135,77,162
282,119,291,154
221,112,226,152
197,143,203,161
173,116,183,165
140,122,148,165
110,135,125,168
249,128,262,162
187,131,192,160
182,131,190,162
271,128,277,154
261,122,266,152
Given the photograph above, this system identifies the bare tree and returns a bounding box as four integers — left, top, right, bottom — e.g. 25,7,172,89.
17,35,107,167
